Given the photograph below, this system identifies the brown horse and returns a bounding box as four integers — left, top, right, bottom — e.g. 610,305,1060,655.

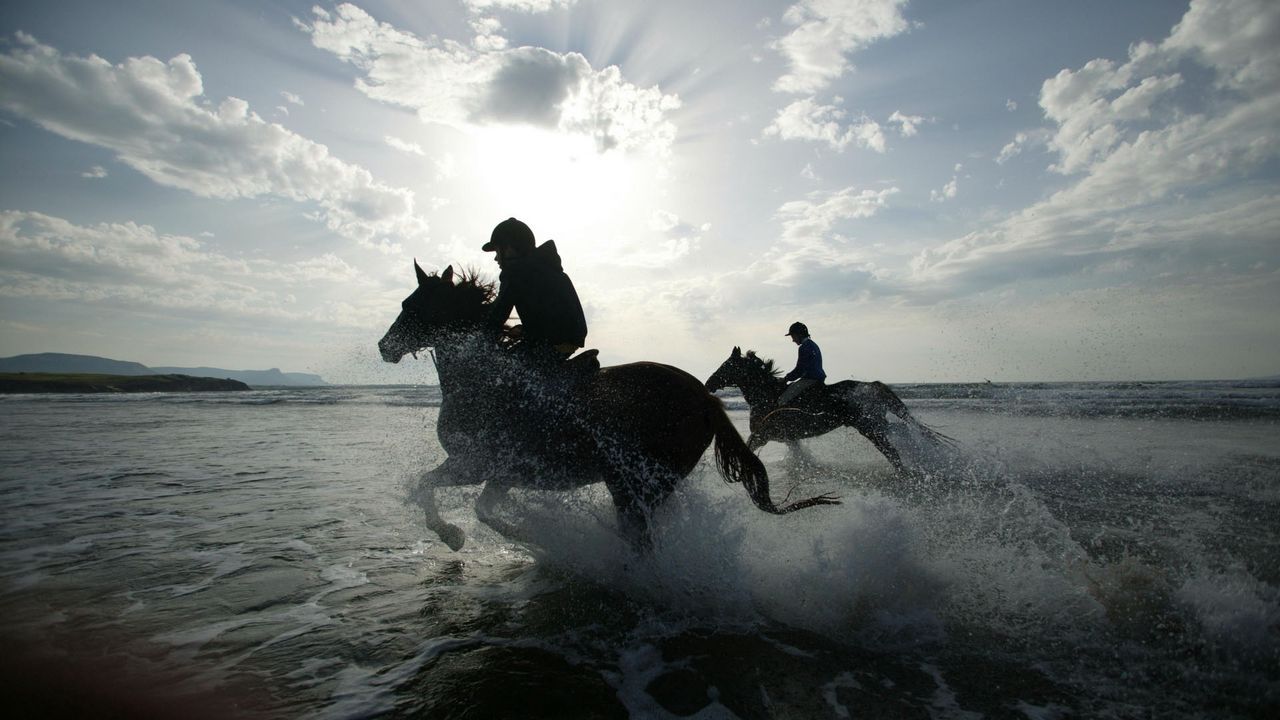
705,347,954,473
378,264,839,551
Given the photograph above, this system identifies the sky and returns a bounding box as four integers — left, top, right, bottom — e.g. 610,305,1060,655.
0,0,1277,384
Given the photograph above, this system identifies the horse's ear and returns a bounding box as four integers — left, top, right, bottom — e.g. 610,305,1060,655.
441,265,454,284
732,346,741,357
414,259,429,286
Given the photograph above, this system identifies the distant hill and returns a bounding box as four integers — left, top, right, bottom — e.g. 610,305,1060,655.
0,373,251,394
0,353,327,387
149,366,327,387
0,353,153,375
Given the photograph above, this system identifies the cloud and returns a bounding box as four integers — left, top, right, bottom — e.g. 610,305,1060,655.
740,186,900,299
657,188,901,317
771,0,911,94
0,33,426,253
1005,99,1017,112
280,90,304,106
930,177,957,202
304,4,680,156
599,210,708,269
912,0,1280,295
1041,64,1184,174
995,129,1050,164
887,110,924,137
763,98,885,152
434,152,457,180
929,163,963,202
384,135,426,155
776,186,898,248
81,165,108,179
0,210,384,326
462,0,579,12
469,16,508,51
911,192,1280,298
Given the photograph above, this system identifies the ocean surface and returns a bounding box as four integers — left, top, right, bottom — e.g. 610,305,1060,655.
0,379,1277,718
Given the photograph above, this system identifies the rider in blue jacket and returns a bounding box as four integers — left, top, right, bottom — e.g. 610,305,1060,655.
779,321,825,406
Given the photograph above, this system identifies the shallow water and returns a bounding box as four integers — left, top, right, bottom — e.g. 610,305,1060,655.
0,383,1277,718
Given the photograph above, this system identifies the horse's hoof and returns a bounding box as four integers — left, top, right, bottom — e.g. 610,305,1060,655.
438,524,466,551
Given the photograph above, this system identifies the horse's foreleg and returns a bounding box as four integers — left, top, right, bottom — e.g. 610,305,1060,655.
413,458,472,551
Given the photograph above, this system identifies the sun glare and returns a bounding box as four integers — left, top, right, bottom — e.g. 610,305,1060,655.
468,125,666,260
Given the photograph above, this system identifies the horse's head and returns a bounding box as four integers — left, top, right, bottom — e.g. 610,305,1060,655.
705,346,776,392
378,262,494,363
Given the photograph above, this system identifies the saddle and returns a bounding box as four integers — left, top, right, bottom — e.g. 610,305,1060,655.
564,349,601,379
783,383,835,415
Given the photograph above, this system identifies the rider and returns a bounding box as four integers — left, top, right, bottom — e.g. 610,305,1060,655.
483,217,588,372
779,321,825,407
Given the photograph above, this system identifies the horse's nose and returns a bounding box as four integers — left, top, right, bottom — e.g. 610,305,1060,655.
378,337,402,363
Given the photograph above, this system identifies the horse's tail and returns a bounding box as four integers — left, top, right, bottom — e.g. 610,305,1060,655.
708,396,840,514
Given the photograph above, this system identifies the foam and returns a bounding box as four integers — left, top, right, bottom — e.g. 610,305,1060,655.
317,635,481,720
427,467,946,641
608,641,741,719
1176,571,1280,657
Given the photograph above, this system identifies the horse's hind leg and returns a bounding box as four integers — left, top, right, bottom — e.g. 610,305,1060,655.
474,480,533,545
838,387,906,474
606,470,678,553
854,416,905,474
786,440,816,465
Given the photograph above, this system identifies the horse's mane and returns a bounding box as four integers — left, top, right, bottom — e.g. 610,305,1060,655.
425,266,521,342
744,350,782,378
427,267,496,305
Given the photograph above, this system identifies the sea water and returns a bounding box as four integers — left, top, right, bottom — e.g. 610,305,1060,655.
0,381,1276,718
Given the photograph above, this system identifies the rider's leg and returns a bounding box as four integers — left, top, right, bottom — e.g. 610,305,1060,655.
779,377,820,406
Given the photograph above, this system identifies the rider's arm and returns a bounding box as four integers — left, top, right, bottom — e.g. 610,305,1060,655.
488,278,516,329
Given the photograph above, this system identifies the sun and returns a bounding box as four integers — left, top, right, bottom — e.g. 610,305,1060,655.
467,124,667,259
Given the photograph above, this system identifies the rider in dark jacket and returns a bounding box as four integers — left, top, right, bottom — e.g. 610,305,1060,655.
483,218,587,367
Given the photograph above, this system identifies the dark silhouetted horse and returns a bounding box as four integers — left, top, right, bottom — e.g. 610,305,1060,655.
705,347,953,473
379,264,838,551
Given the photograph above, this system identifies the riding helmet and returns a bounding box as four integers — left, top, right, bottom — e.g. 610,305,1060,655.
482,217,536,252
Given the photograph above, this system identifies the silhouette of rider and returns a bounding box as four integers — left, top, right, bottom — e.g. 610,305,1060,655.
779,321,825,407
483,218,588,372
